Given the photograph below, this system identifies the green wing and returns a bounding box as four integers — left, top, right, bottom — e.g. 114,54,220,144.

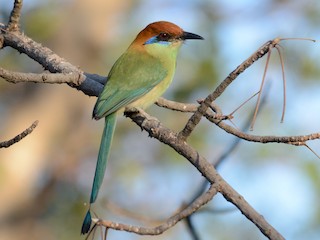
93,50,167,119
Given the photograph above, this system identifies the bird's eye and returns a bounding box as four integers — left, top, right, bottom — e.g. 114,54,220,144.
158,32,171,41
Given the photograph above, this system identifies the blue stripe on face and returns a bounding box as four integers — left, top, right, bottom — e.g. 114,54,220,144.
144,36,171,45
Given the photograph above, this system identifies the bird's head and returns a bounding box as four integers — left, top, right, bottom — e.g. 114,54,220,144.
130,21,203,58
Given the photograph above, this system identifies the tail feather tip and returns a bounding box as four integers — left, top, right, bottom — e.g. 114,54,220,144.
81,210,92,235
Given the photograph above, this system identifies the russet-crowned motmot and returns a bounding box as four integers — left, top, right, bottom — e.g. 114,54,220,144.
81,21,203,234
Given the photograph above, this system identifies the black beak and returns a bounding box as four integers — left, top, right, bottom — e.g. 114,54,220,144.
181,31,204,40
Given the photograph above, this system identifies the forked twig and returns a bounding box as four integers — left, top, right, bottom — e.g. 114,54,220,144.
90,183,218,236
179,39,278,140
250,37,316,130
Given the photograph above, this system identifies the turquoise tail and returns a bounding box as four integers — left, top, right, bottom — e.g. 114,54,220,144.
90,112,117,203
81,210,92,234
81,112,117,234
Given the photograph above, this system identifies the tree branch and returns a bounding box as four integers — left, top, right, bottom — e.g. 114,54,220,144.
0,120,38,148
7,0,23,32
178,40,280,140
0,67,83,84
124,109,285,240
156,97,320,146
94,182,218,235
0,26,105,96
207,115,320,144
156,97,198,112
155,97,223,116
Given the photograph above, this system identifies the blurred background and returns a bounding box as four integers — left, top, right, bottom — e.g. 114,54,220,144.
1,0,320,239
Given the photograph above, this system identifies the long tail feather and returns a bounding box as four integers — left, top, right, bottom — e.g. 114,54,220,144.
81,112,117,234
90,113,117,203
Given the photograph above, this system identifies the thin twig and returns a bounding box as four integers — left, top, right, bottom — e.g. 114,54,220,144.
288,142,320,159
7,0,23,32
250,48,272,130
275,45,287,123
228,91,260,117
0,120,39,148
207,115,320,144
304,144,320,160
280,37,316,42
93,183,218,236
104,200,162,225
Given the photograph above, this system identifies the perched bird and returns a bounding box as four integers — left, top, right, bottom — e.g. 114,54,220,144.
81,21,203,234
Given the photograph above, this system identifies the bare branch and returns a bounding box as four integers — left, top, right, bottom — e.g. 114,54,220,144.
0,120,38,148
218,180,284,240
156,97,198,112
2,30,78,73
0,28,105,96
94,183,218,235
303,144,320,159
228,91,260,117
0,67,84,84
250,49,272,130
208,115,320,144
7,0,23,32
275,45,287,123
104,200,162,225
181,93,268,238
124,109,285,240
287,142,320,159
157,96,320,146
178,39,280,140
156,97,223,116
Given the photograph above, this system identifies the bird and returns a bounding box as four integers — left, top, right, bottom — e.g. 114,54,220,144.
81,21,203,234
